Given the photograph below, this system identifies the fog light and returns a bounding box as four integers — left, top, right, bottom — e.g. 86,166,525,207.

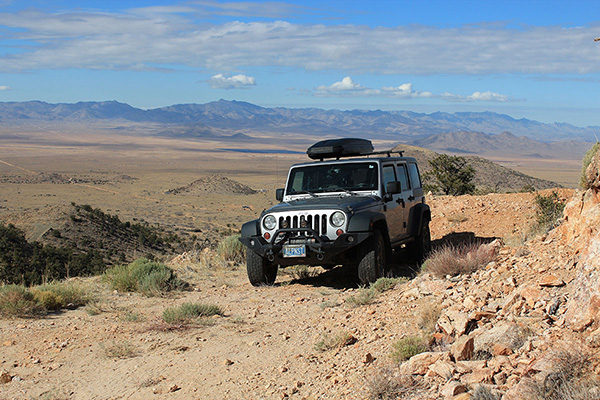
250,239,255,246
264,232,271,240
336,229,343,236
347,235,354,243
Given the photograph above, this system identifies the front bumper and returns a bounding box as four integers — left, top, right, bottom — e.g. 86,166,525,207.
239,228,372,266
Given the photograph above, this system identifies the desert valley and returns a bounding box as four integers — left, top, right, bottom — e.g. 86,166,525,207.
1,101,600,399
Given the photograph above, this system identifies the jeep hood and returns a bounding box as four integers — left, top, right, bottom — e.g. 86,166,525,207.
266,195,380,214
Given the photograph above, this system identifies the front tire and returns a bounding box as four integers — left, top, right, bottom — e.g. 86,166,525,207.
247,250,277,286
357,230,387,285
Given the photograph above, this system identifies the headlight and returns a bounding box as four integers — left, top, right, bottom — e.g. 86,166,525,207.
330,211,346,227
262,215,277,230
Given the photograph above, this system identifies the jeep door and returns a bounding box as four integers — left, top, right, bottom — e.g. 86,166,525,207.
395,162,413,239
382,163,404,243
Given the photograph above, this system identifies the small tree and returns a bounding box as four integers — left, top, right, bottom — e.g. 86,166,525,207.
580,141,599,189
425,154,475,195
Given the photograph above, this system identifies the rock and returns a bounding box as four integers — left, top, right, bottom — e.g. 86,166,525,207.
456,360,486,374
453,393,471,400
399,352,450,375
461,368,494,385
427,359,456,380
451,336,474,361
473,322,525,354
0,370,11,384
492,343,512,356
441,380,467,399
363,353,375,364
168,384,180,392
224,359,234,366
539,274,565,287
519,285,542,308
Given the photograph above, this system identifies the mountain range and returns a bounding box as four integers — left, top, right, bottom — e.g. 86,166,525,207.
0,99,598,144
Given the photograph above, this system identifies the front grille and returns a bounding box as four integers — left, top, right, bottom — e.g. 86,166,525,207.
278,213,329,236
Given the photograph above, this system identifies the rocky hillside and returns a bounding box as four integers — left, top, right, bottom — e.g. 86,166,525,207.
399,144,559,192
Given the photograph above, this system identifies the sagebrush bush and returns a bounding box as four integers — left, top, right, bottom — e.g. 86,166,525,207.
390,336,427,363
162,302,222,325
103,258,186,296
422,242,497,278
216,235,246,264
580,142,599,189
345,288,377,307
533,191,565,234
33,281,89,310
0,284,41,317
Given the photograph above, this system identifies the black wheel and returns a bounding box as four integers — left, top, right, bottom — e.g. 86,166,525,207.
410,220,431,263
246,250,277,286
357,230,387,285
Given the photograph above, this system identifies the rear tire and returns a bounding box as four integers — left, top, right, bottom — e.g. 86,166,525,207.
357,230,387,285
247,250,277,286
410,220,431,263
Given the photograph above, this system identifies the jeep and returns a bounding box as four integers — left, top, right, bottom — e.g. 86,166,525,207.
239,138,431,286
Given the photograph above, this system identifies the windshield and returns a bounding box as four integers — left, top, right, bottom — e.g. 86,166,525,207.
286,162,379,195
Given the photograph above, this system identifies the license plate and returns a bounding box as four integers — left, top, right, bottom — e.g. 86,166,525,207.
283,245,306,258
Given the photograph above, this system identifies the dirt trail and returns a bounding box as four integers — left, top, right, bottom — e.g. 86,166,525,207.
0,190,576,399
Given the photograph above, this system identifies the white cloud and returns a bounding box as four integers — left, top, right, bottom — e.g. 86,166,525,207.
316,76,365,92
315,77,511,102
208,73,256,89
441,91,511,102
0,85,11,91
0,7,598,76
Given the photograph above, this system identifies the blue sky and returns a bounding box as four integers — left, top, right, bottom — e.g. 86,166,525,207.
0,0,599,127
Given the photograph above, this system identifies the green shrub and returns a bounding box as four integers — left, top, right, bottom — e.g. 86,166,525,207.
162,302,222,325
0,284,42,317
390,336,427,363
533,191,565,234
104,258,186,296
345,288,377,307
580,142,599,189
216,235,246,263
370,277,403,293
32,281,89,310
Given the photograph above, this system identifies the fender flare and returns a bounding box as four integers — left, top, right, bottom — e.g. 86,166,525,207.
408,203,431,236
240,219,260,238
347,211,388,234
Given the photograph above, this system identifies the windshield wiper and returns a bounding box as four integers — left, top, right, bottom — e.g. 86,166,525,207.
291,190,317,197
322,188,358,196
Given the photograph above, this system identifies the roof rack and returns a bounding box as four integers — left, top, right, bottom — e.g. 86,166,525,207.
307,138,404,161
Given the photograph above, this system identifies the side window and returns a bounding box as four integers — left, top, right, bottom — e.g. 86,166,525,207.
408,163,422,189
382,164,396,192
396,163,410,191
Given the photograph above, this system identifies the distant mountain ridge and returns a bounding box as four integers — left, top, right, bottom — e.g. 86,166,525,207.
0,99,598,142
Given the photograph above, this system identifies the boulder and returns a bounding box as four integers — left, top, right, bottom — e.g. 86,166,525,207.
399,351,450,375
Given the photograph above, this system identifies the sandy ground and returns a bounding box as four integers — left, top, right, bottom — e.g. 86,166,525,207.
0,189,575,400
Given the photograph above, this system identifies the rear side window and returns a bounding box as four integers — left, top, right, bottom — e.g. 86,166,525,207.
408,163,422,189
396,163,410,191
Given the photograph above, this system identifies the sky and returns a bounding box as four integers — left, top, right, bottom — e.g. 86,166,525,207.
0,0,599,127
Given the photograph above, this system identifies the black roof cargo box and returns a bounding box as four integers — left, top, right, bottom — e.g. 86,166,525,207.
307,138,374,160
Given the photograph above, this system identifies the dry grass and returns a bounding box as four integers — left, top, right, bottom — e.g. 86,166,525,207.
162,302,222,325
520,344,600,400
102,341,139,359
422,242,498,278
417,302,441,335
366,367,426,400
314,330,356,352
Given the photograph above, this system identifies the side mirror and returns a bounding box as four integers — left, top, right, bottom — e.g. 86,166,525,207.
386,181,402,195
275,188,284,202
